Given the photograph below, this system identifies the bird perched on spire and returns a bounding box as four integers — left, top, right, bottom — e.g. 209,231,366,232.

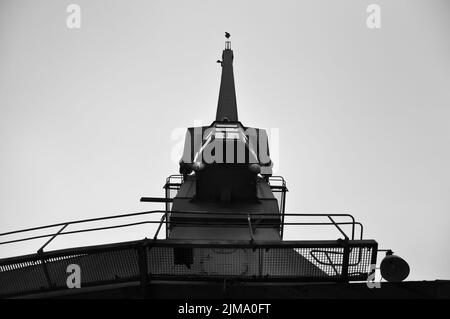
225,32,230,39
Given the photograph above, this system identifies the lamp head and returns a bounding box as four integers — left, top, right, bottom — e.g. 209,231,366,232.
380,250,410,282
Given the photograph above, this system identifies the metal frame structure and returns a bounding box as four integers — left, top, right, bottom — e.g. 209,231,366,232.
0,210,364,249
0,237,377,298
0,174,376,298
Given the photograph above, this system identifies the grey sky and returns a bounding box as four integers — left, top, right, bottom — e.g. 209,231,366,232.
0,0,449,281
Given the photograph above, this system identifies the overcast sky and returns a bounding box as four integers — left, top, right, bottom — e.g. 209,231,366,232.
0,0,449,281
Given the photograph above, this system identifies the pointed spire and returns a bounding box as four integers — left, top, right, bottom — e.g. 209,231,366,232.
216,34,238,122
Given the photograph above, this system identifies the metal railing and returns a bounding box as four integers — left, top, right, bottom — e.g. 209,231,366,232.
162,175,290,238
0,173,373,297
0,238,377,298
0,210,364,252
268,176,288,237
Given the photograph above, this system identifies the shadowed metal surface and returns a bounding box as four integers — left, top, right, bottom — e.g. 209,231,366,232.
0,239,377,298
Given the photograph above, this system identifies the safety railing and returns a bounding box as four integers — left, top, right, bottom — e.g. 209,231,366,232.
160,175,289,238
268,176,287,236
164,174,183,237
0,238,377,298
0,210,364,252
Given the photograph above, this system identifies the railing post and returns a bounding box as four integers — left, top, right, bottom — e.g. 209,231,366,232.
328,216,349,240
281,184,286,239
153,214,167,240
341,239,350,282
258,248,263,278
280,195,285,239
37,251,53,289
137,240,150,297
368,242,379,281
247,214,255,243
37,224,68,254
165,185,170,238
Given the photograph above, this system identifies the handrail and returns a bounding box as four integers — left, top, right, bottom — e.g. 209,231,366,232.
0,220,363,247
163,174,290,238
0,210,363,253
0,211,357,237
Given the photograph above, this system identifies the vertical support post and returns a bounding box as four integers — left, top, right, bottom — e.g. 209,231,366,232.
165,186,170,238
341,239,350,282
280,189,286,239
37,252,53,289
258,249,263,277
137,240,149,297
351,222,355,240
247,214,254,242
369,242,379,281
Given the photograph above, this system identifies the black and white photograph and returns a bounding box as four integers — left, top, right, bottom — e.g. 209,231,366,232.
0,0,449,309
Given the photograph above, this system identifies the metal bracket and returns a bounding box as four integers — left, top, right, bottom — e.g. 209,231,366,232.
37,224,68,254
